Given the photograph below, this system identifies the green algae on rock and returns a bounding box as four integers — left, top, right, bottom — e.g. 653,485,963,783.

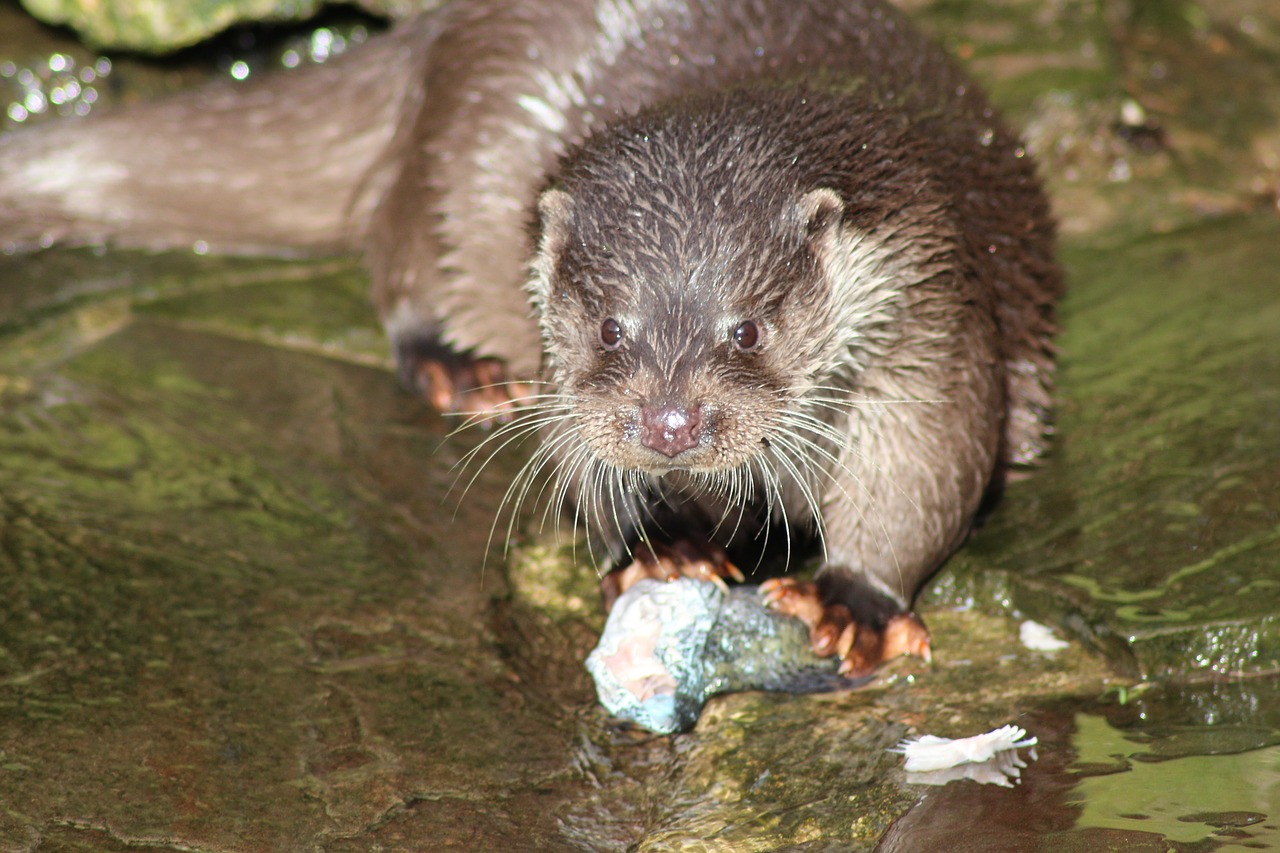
14,0,424,53
0,249,594,848
20,0,319,52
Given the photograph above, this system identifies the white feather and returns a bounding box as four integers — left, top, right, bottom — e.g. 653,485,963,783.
890,724,1038,773
1020,620,1070,651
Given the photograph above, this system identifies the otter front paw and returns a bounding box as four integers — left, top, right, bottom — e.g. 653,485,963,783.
760,578,931,678
601,540,746,612
404,351,532,423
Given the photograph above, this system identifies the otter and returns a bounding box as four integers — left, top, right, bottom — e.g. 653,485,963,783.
0,0,1062,676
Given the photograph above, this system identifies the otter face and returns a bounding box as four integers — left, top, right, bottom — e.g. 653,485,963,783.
526,184,862,483
516,91,969,549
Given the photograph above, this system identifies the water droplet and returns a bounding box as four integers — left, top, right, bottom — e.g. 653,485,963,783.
1120,99,1146,127
311,28,334,62
23,91,47,115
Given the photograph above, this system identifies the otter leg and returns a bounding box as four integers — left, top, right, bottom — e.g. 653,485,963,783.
600,539,746,612
761,572,931,678
396,337,534,423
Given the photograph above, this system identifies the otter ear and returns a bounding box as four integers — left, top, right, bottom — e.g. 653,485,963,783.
536,188,573,248
528,188,573,308
798,187,845,239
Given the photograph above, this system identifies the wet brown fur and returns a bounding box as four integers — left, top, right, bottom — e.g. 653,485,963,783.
0,0,1062,631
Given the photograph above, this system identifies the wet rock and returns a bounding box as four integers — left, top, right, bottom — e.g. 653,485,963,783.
0,254,589,848
13,0,425,53
929,214,1280,680
586,578,853,734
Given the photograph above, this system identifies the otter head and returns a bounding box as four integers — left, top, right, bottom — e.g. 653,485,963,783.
526,174,869,485
521,91,961,540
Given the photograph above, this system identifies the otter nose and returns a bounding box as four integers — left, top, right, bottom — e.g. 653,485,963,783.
639,404,703,457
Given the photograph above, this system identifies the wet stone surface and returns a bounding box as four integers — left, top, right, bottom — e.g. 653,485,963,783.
2,1,1280,850
0,255,582,848
929,215,1280,680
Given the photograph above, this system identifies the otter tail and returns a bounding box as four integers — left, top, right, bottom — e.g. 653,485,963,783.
0,18,433,256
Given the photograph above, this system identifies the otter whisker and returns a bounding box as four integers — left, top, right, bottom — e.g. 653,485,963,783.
775,409,913,591
514,431,579,533
775,414,874,513
704,463,756,548
761,433,825,567
447,395,572,477
451,404,577,562
445,383,559,436
745,455,787,575
450,405,573,508
539,427,595,534
604,467,636,570
787,400,929,535
490,412,581,553
771,449,813,572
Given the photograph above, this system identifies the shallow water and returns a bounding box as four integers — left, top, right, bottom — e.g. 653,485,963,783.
878,679,1280,851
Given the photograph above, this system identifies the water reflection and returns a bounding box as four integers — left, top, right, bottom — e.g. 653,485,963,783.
880,679,1280,851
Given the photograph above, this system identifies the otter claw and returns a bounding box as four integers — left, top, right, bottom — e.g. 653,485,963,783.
761,578,828,626
601,539,744,611
760,577,931,677
704,572,731,596
882,612,933,663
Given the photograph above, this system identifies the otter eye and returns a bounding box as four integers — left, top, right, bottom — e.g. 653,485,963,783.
600,317,623,350
732,320,761,352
